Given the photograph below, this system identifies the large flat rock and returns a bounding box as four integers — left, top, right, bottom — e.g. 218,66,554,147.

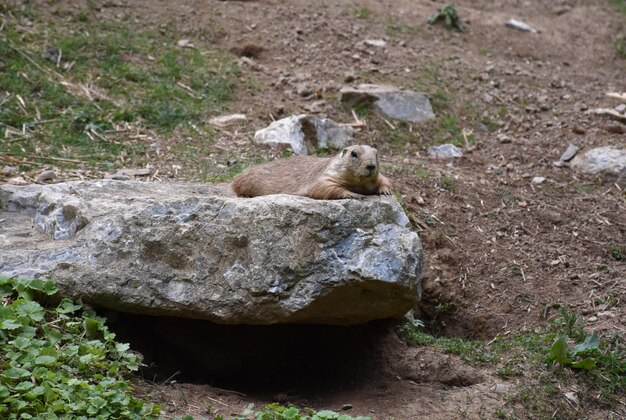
0,181,422,325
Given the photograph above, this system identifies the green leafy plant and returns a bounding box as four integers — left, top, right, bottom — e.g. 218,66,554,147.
428,4,465,32
252,403,371,420
548,332,601,370
546,307,626,401
0,277,160,419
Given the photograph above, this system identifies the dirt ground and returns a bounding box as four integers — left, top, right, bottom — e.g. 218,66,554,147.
5,0,626,418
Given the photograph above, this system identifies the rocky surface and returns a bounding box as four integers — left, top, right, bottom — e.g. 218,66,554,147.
0,180,422,325
253,114,353,155
339,84,435,123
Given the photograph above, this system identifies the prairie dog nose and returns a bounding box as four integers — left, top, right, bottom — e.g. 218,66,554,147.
366,164,376,171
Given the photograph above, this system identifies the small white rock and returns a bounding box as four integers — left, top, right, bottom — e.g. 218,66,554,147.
491,383,512,394
177,39,195,48
615,103,626,113
564,391,578,404
531,176,546,185
505,19,538,33
364,39,387,48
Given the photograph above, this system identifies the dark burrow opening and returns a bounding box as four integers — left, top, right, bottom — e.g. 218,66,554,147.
104,311,399,394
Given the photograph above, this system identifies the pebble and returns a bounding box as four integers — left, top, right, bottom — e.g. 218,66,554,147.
364,39,387,48
36,170,58,183
428,144,463,159
176,39,195,49
296,83,313,97
554,143,579,167
491,383,511,394
497,133,512,143
531,176,546,185
564,392,578,405
42,46,60,63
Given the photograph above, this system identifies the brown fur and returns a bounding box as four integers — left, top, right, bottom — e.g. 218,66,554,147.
231,145,393,199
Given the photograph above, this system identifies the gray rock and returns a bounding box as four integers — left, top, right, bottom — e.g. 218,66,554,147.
570,146,626,177
428,144,463,159
36,170,58,183
254,114,354,155
554,143,579,167
559,143,579,162
0,180,422,325
339,84,435,123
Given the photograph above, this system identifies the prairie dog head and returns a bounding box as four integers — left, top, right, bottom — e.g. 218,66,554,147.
337,145,380,179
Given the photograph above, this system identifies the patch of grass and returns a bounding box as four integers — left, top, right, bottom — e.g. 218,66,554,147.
440,173,456,190
609,243,625,260
400,305,625,416
353,7,371,20
0,8,238,173
613,0,626,14
0,277,160,418
236,403,371,420
433,114,465,146
353,102,371,117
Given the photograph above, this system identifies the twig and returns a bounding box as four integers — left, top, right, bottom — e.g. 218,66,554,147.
29,118,60,125
462,128,475,151
176,82,199,98
56,48,62,68
351,109,362,126
211,386,247,397
6,41,64,79
207,396,230,407
26,154,84,164
161,370,181,385
0,154,41,166
383,118,396,130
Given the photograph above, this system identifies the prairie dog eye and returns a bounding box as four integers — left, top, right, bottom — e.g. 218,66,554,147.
351,151,358,158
